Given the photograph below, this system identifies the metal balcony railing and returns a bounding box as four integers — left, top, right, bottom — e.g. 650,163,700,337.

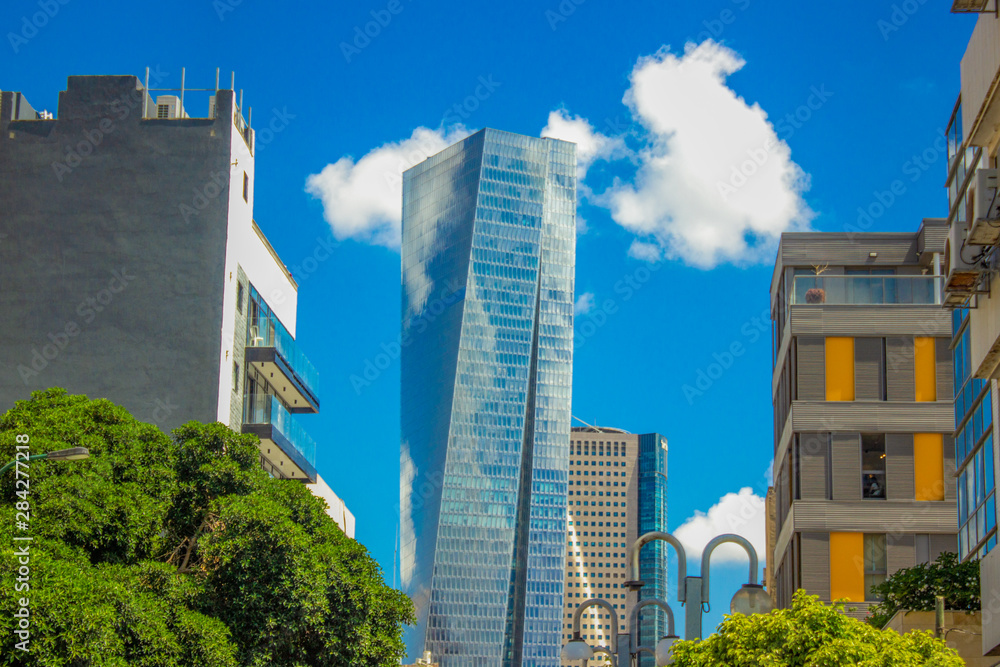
790,275,943,306
243,393,317,468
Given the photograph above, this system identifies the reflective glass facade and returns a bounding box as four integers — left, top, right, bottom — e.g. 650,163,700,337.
953,308,998,560
636,434,668,666
401,129,576,666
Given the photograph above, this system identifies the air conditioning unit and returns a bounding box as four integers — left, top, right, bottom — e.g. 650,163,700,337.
154,95,188,119
944,223,984,304
970,168,1000,245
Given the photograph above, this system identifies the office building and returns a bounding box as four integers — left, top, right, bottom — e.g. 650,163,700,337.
562,427,667,667
942,4,1000,657
0,75,346,526
400,128,577,665
768,222,957,620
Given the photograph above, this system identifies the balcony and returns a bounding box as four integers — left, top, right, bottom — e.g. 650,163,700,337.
242,393,317,483
790,275,943,306
246,288,319,413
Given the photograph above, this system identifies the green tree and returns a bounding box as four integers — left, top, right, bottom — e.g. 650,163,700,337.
0,389,413,666
669,590,963,667
865,552,980,629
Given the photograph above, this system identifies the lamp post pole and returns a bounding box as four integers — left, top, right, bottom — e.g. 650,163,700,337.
0,447,90,477
624,531,772,641
564,530,772,665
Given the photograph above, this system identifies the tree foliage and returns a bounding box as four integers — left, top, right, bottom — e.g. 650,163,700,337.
670,590,963,667
865,551,981,629
0,389,413,666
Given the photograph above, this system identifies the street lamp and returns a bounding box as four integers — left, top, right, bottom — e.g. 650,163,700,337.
563,596,679,666
625,531,773,640
0,447,90,476
562,598,619,665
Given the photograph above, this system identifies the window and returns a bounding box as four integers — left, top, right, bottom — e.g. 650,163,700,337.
825,337,855,401
157,103,170,119
232,361,240,392
864,534,887,600
243,172,249,202
861,434,886,499
914,433,945,501
914,337,937,402
236,282,244,313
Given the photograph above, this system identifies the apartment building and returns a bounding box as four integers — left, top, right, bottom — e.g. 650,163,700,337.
942,4,1000,657
562,427,667,667
767,222,957,620
0,74,349,531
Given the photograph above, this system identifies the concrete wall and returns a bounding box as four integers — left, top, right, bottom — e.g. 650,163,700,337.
0,76,237,430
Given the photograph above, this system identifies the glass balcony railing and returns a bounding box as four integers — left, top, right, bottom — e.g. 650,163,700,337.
246,287,319,402
243,393,317,468
790,275,943,306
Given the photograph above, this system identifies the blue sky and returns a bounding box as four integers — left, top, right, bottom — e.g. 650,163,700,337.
1,0,977,636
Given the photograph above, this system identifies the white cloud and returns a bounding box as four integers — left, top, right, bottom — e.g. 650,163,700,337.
305,125,470,248
574,292,596,315
601,40,814,268
673,487,766,566
541,109,626,178
628,240,662,263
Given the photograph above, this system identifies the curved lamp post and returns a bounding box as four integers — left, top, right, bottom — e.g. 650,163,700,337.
631,599,679,665
624,530,773,640
561,598,619,665
563,596,680,666
700,534,773,616
0,447,90,477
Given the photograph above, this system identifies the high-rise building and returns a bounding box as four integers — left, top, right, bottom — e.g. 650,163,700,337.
400,128,577,666
767,222,957,619
562,427,667,667
942,5,1000,657
0,75,348,531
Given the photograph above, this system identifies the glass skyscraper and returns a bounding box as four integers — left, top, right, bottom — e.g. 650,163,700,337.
400,128,576,666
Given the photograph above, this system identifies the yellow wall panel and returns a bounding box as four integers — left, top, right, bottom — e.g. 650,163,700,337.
914,337,937,402
825,337,855,401
914,433,945,501
829,532,865,601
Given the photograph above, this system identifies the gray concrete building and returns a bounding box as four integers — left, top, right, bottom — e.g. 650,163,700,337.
0,75,338,517
767,220,957,619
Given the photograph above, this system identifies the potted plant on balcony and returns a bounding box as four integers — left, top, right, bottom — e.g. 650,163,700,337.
803,263,828,304
805,288,826,304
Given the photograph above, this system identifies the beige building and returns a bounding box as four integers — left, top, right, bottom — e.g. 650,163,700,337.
562,426,667,666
